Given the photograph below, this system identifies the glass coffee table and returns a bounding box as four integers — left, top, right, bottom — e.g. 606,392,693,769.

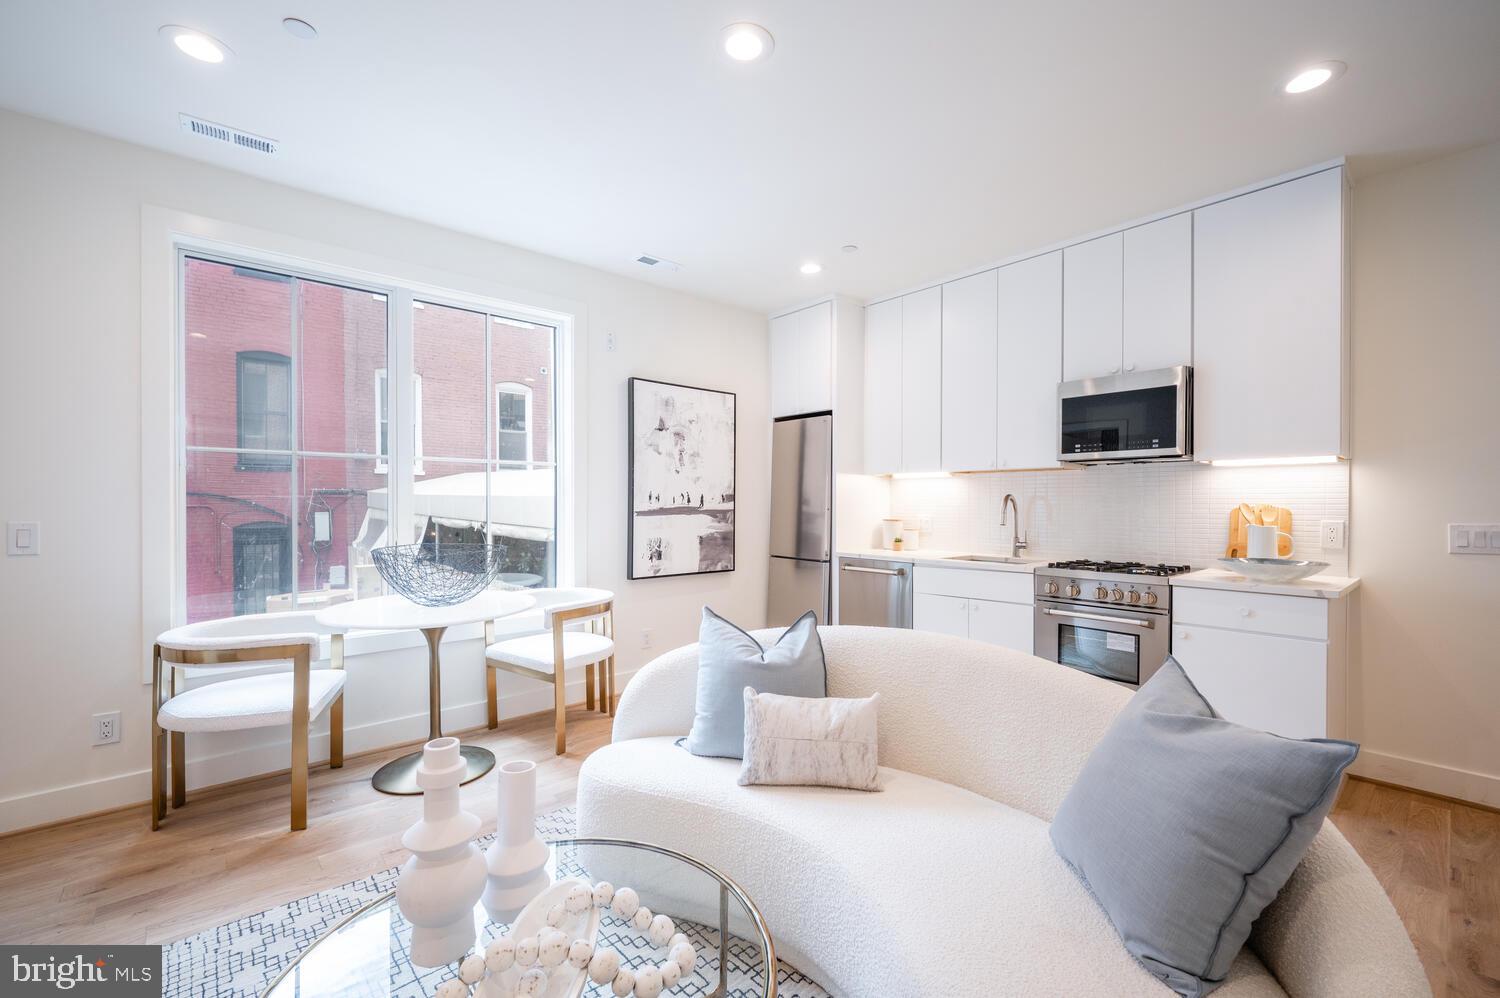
262,838,778,998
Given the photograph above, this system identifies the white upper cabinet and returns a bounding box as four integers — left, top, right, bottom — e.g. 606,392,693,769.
769,310,797,418
862,297,903,474
941,269,999,471
769,301,833,418
1122,213,1192,373
900,286,944,472
1062,233,1124,380
996,252,1063,468
799,300,834,414
1193,168,1346,460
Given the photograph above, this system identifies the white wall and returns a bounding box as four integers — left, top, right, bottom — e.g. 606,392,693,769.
1348,139,1500,807
0,109,770,832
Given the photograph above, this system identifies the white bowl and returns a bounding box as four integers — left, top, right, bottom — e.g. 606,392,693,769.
1217,558,1331,583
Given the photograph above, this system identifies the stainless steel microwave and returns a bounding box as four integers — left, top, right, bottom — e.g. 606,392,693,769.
1058,365,1192,464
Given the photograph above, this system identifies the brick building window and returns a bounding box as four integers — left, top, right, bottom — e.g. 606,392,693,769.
235,351,293,470
495,383,532,464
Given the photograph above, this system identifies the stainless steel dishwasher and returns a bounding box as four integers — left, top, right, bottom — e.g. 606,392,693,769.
837,557,913,628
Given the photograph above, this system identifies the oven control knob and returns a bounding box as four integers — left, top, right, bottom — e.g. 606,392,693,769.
1094,586,1109,600
1043,581,1059,596
1127,590,1141,604
1110,588,1125,602
1066,584,1081,598
1143,591,1159,606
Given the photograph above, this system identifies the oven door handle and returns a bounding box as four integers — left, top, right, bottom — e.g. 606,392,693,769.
1040,607,1155,629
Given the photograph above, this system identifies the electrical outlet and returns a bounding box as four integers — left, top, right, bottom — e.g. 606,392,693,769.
93,711,120,746
1320,520,1346,550
640,628,653,650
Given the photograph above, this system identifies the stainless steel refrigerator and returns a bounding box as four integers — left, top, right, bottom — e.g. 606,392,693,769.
767,413,833,626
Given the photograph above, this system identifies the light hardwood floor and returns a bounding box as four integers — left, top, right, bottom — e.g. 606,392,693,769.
1,710,1495,997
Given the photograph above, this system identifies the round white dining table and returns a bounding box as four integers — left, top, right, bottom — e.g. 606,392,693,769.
317,590,536,795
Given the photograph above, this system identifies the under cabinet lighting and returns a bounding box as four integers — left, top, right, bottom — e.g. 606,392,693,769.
889,472,952,480
1209,456,1342,468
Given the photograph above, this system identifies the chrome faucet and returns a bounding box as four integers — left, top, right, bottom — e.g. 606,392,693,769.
1000,493,1028,558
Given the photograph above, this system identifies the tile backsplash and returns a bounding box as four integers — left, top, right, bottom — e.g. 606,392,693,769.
888,461,1350,575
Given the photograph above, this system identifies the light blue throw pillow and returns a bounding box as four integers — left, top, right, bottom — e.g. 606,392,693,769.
1049,657,1357,998
684,607,826,759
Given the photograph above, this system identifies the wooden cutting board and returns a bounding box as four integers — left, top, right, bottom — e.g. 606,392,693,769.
1225,503,1293,557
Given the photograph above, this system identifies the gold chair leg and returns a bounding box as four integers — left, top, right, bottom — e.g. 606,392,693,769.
170,733,186,808
608,657,617,717
486,667,499,730
553,674,567,755
291,650,310,831
585,660,596,711
330,692,344,769
150,647,165,830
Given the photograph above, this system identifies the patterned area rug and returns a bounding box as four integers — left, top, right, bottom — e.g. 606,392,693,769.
164,807,830,997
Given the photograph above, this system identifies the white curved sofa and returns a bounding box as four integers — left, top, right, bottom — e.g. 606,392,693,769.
577,626,1428,998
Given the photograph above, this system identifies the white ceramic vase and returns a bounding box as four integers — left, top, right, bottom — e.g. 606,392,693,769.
395,737,487,968
482,759,551,923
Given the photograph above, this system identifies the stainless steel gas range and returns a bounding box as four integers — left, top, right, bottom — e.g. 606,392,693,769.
1033,560,1192,688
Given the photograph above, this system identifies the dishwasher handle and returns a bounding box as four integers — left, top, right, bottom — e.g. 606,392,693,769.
841,564,906,577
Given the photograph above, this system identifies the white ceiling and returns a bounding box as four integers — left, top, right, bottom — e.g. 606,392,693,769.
2,1,1498,314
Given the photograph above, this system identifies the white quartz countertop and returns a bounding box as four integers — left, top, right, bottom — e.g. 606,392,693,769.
835,549,1044,574
1170,568,1360,600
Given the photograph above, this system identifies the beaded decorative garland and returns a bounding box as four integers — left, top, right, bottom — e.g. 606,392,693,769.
436,880,698,998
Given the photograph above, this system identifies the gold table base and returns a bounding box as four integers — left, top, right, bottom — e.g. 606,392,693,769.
368,623,497,796
371,743,495,795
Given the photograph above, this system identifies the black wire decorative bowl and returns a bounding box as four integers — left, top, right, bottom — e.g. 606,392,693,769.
371,543,511,607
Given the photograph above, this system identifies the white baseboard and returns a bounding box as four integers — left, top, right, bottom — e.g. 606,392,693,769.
0,667,636,835
1350,749,1500,809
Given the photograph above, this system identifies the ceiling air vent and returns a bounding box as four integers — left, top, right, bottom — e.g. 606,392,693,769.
179,113,279,156
635,254,681,272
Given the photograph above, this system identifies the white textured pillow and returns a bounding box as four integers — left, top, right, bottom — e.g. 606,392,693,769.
738,688,881,791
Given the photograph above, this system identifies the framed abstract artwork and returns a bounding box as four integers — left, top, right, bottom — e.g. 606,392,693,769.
627,377,736,579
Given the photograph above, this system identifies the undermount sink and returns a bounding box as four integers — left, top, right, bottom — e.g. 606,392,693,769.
947,554,1031,565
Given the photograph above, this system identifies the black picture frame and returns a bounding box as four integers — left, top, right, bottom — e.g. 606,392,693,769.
627,377,737,580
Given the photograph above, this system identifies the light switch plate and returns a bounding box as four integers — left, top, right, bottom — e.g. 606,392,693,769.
1448,523,1500,555
1320,520,1346,550
7,521,40,556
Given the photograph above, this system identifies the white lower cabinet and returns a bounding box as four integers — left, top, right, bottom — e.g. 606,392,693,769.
913,567,1033,654
914,593,970,639
1171,587,1347,740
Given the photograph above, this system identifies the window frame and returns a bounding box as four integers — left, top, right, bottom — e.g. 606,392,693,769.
143,208,585,681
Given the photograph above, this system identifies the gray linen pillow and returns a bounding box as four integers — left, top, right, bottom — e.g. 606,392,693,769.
684,607,826,759
1049,657,1357,998
739,688,881,791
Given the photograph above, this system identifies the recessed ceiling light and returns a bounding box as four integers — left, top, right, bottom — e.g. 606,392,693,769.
282,17,318,40
841,244,859,254
1283,61,1345,94
722,23,774,62
800,261,822,276
160,25,230,64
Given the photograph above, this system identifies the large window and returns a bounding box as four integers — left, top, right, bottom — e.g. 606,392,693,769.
180,254,559,622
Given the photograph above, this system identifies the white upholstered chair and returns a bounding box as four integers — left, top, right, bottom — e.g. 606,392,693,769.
484,587,615,755
151,610,345,831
